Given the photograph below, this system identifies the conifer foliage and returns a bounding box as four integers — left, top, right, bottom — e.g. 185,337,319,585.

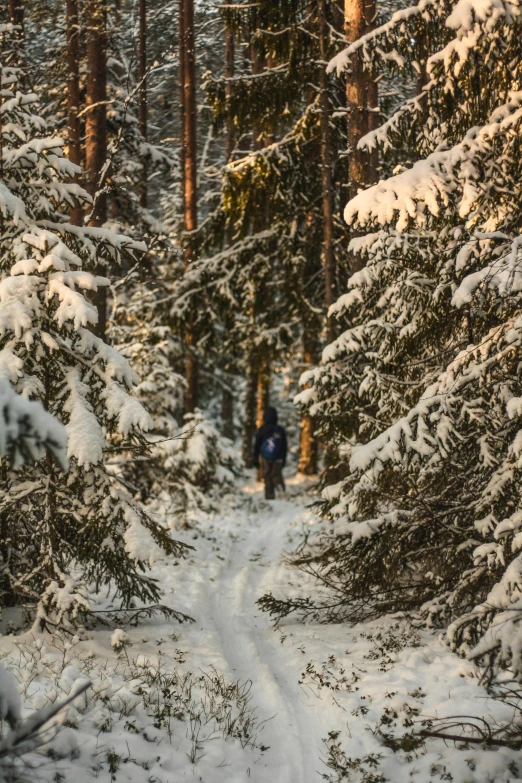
267,0,522,669
4,0,522,699
0,63,187,627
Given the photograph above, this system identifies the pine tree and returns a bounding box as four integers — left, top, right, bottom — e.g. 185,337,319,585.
0,64,187,627
153,409,242,527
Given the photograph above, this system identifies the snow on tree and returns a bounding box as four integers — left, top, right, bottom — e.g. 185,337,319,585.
261,0,522,671
190,0,354,469
152,409,242,527
0,62,188,628
109,243,242,527
0,380,66,468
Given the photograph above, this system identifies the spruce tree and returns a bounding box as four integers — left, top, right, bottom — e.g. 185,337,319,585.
266,0,522,672
0,63,187,627
182,0,351,468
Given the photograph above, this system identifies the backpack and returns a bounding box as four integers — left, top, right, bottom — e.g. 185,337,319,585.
260,431,282,462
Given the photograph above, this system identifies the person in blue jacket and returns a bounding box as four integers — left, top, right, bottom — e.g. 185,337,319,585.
253,407,288,499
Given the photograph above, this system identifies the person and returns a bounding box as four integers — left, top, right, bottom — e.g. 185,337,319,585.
253,407,287,500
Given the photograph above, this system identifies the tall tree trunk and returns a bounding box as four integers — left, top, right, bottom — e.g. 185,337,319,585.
256,356,270,429
85,0,108,340
7,0,23,27
250,11,267,152
345,0,367,204
181,0,197,273
319,0,336,345
139,0,148,209
364,0,378,182
66,0,83,226
180,0,199,414
298,331,318,475
179,0,185,215
345,0,376,274
7,0,24,72
221,10,235,439
242,363,258,467
221,382,234,441
114,0,121,26
224,5,235,162
255,357,270,480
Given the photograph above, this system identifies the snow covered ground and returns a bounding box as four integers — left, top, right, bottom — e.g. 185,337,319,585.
1,475,522,782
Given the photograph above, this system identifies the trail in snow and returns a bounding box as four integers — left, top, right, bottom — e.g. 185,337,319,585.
167,478,522,783
208,498,322,783
3,477,521,783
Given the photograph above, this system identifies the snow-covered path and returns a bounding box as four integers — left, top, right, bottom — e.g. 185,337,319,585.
207,498,322,782
166,481,522,782
3,479,522,783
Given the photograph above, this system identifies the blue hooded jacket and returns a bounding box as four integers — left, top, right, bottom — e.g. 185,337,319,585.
253,407,287,467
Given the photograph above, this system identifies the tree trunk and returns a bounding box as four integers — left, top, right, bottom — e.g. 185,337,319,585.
319,0,337,345
250,10,267,152
7,0,23,27
345,0,376,274
180,0,199,414
242,364,258,467
221,386,234,441
115,0,121,26
256,357,270,429
345,0,367,201
224,5,235,162
219,14,236,438
7,0,24,72
255,360,270,480
298,332,318,475
139,0,148,209
184,338,198,414
179,0,185,214
66,0,83,226
85,0,108,340
364,0,378,182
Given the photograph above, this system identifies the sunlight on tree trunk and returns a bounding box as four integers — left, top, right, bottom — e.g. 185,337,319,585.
180,0,199,414
298,332,318,475
85,0,108,340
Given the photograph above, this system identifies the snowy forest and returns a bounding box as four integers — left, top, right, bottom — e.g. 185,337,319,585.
0,0,522,780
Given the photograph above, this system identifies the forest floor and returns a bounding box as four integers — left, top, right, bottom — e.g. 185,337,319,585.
1,474,522,782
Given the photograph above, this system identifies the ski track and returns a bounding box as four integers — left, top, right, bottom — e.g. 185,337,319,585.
207,498,321,783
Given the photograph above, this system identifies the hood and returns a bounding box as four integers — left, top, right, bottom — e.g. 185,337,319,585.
263,407,278,426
